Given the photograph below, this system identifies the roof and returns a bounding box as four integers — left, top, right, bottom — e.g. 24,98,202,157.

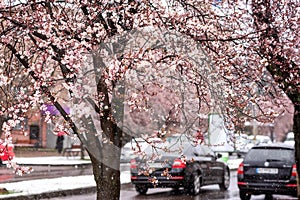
252,142,294,150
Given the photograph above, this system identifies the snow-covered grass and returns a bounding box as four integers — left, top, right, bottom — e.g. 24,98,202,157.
0,172,131,199
13,156,91,166
0,156,129,199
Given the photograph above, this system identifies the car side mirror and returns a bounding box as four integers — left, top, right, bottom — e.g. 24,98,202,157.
237,152,246,158
217,153,222,159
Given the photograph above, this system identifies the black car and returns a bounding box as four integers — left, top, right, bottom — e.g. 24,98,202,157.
130,140,230,195
237,143,297,200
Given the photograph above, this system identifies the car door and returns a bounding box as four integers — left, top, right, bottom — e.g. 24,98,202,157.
191,145,213,184
200,146,224,184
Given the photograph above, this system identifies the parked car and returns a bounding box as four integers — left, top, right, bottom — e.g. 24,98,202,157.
237,143,297,200
121,138,152,163
284,132,295,146
0,141,15,165
130,140,230,195
243,135,272,151
121,135,189,163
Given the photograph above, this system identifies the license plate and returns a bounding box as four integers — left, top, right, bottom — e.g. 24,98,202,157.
256,168,278,174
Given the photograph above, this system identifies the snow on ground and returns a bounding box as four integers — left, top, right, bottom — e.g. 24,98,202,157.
13,156,92,165
227,158,243,170
0,156,130,199
0,172,131,199
0,175,95,198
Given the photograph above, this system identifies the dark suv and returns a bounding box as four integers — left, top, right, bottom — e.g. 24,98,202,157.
237,143,297,200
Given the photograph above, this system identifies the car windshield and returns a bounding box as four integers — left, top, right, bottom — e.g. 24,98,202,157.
143,141,184,156
143,140,215,158
285,137,294,141
244,148,294,162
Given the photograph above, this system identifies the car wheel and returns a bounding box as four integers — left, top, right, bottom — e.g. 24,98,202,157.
219,168,230,191
187,172,201,195
265,194,273,200
135,185,148,195
291,191,298,197
240,190,251,200
172,187,180,191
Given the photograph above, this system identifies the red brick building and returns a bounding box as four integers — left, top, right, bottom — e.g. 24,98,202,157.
11,110,47,148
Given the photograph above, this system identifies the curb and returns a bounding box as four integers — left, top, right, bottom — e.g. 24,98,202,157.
0,187,96,200
16,163,92,167
0,183,133,200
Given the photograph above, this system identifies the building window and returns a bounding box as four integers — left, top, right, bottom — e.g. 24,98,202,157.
13,119,28,130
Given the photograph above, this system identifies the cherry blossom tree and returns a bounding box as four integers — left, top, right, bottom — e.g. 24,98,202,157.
0,46,34,138
0,0,299,199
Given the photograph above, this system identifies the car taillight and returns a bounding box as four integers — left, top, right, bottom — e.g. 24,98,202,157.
172,158,186,169
291,164,297,177
237,162,244,175
130,159,137,169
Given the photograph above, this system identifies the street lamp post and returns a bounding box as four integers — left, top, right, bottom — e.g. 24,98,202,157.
269,123,275,142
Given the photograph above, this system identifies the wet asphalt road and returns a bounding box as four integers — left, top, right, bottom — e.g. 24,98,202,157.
43,170,297,200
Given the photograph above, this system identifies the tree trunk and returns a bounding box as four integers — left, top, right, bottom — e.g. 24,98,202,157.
293,103,300,198
89,146,121,200
0,116,6,137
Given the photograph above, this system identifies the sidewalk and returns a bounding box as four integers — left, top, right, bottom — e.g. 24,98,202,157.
13,156,92,166
0,156,131,199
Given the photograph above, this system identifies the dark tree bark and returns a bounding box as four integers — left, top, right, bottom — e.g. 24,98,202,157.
292,102,300,196
0,116,5,138
88,147,121,200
